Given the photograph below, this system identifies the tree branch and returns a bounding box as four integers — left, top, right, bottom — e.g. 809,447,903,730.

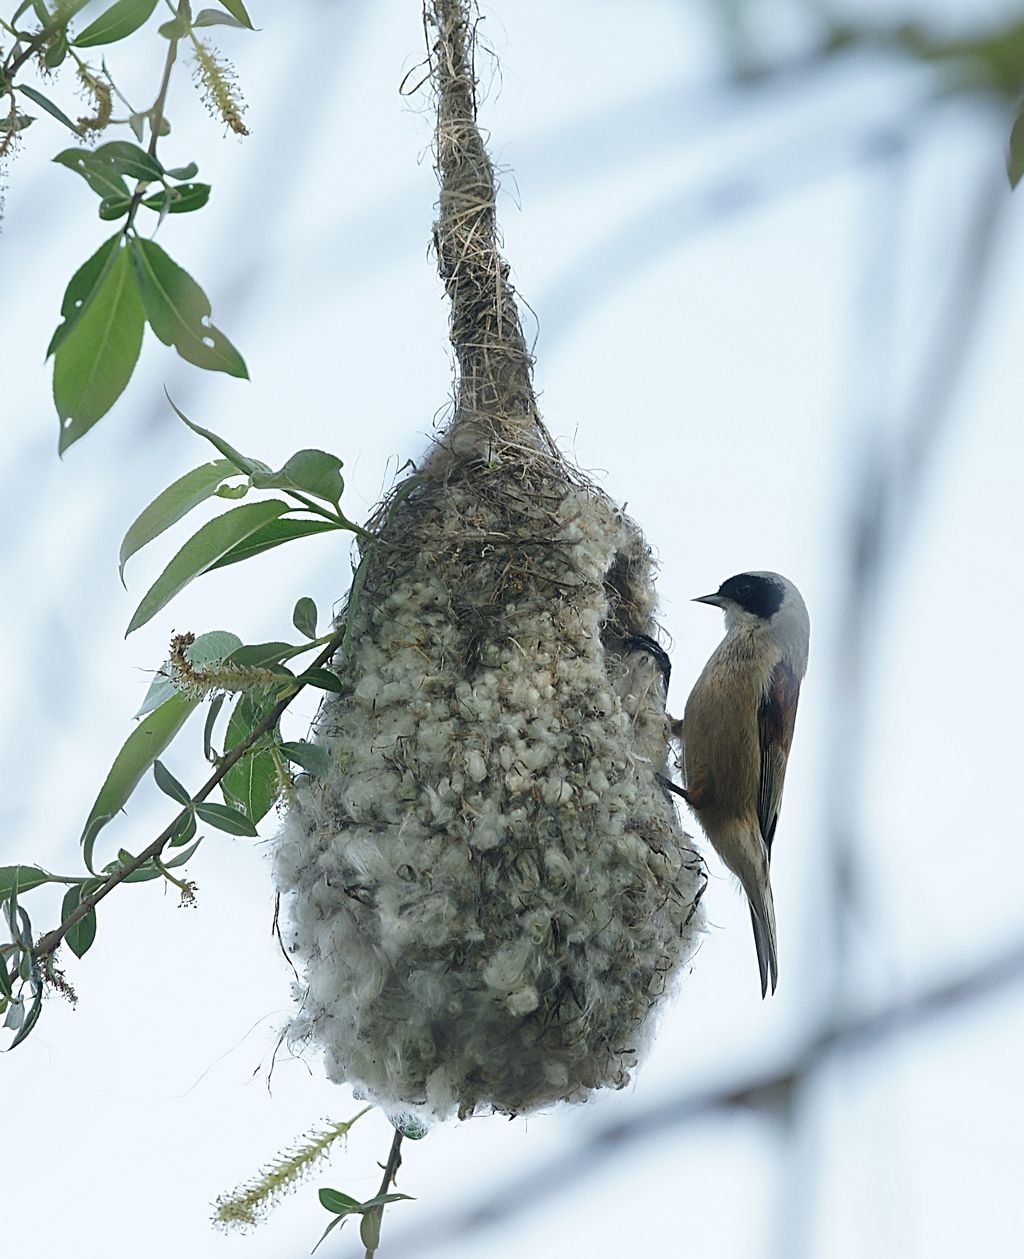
32,629,345,966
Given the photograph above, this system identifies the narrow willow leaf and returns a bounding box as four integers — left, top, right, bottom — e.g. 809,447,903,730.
251,450,344,507
81,692,197,871
43,32,69,67
16,85,81,135
0,866,52,898
311,1214,347,1254
54,245,145,452
165,394,266,473
223,747,278,823
163,836,202,867
135,629,243,717
60,885,98,959
53,147,129,200
193,8,246,27
194,802,259,836
297,667,343,693
130,239,247,377
292,597,318,638
153,759,191,805
222,688,279,822
203,694,225,761
165,162,199,180
127,500,290,634
119,458,237,581
9,991,43,1049
91,139,163,181
98,194,132,220
206,517,340,572
169,811,198,848
279,740,331,777
1010,108,1024,188
318,1190,361,1214
359,1214,380,1252
218,0,254,28
226,641,294,667
73,0,160,48
141,182,210,214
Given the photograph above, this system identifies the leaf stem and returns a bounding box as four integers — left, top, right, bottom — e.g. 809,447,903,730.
363,1127,404,1259
32,626,345,965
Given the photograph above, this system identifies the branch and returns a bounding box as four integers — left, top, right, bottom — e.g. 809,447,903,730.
32,628,345,965
363,1127,404,1259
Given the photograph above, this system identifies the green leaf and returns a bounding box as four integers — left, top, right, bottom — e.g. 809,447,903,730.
318,1190,361,1215
193,8,246,27
203,694,225,761
129,239,247,377
217,0,254,28
165,161,199,180
91,139,163,181
43,32,69,67
80,692,197,871
9,990,43,1049
119,459,237,581
358,1193,415,1210
74,0,160,48
47,235,122,358
168,811,197,848
98,194,133,221
297,667,343,693
0,866,53,898
292,597,318,639
163,836,202,867
53,147,129,201
222,689,280,823
223,747,278,823
158,13,191,38
60,885,97,959
126,500,290,634
226,642,295,667
311,1213,348,1254
53,245,145,453
206,517,341,572
194,801,259,836
359,1213,380,1252
141,182,210,214
135,629,243,717
165,394,267,473
16,85,81,135
279,740,331,777
251,450,344,507
153,759,191,805
1010,108,1024,188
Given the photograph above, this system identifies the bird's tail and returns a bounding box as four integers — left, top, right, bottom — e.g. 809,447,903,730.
744,868,778,999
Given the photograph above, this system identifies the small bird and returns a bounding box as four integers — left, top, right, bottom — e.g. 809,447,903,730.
674,571,809,997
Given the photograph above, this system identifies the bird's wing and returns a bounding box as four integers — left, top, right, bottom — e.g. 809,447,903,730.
757,658,802,860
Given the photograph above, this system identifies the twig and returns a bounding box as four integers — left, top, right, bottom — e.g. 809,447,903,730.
363,1126,404,1259
32,629,345,965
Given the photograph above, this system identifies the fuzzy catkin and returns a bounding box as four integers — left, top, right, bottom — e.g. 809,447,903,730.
274,446,706,1122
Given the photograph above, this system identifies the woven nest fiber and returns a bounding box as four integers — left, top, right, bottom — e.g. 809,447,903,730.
273,0,705,1123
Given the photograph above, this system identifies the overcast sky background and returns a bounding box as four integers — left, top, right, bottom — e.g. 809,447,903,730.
3,1,1023,1257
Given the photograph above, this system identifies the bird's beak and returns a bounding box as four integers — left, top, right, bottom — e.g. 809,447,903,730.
693,592,725,608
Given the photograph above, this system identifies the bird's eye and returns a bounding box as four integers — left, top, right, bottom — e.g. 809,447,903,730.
737,579,752,596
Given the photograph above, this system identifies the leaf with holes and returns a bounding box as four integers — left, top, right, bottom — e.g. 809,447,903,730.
53,245,145,452
53,147,129,200
129,239,247,377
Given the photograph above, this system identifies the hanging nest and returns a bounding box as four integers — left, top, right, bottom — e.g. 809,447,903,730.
273,0,706,1123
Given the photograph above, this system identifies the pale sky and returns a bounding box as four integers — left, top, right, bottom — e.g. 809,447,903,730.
3,2,1022,1257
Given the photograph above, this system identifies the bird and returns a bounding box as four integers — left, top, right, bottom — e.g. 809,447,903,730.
671,571,809,998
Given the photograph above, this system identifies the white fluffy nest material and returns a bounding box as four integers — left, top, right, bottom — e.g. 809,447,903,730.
274,441,707,1123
